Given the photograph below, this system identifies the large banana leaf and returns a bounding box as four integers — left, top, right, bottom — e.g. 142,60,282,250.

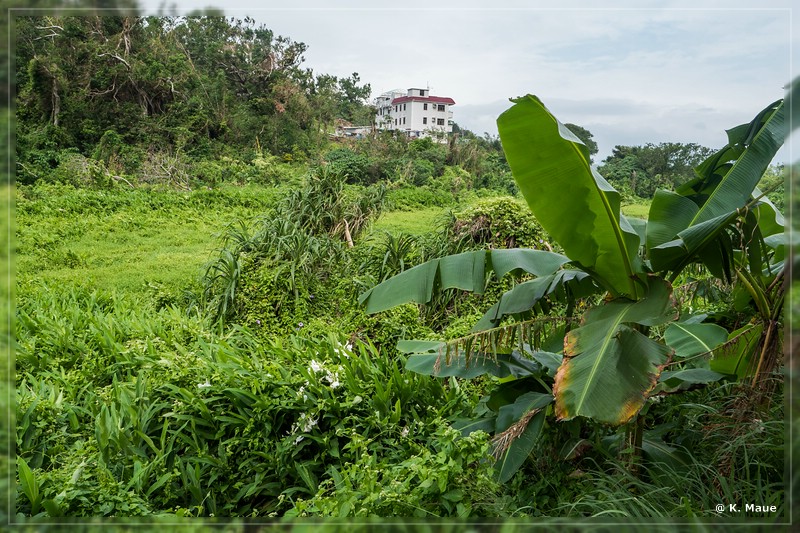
471,269,597,332
497,95,642,298
647,99,785,275
358,249,569,314
399,340,544,380
664,322,728,359
553,277,676,425
710,323,763,378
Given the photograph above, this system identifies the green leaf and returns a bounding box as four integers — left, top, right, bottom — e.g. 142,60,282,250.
655,368,727,394
359,249,569,314
41,499,63,517
396,339,444,354
497,95,642,298
18,456,40,515
494,409,547,483
530,351,563,377
495,391,554,432
710,323,763,378
647,190,699,251
554,278,675,425
489,248,571,278
649,99,785,277
473,269,596,331
583,276,677,327
664,322,728,359
690,100,784,225
403,349,542,380
452,417,497,436
641,436,691,470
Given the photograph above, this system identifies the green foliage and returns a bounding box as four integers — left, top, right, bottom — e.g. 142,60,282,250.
14,15,374,183
324,147,372,184
289,426,502,517
14,159,785,519
201,166,386,324
361,93,786,483
598,142,715,199
452,196,550,249
15,280,483,517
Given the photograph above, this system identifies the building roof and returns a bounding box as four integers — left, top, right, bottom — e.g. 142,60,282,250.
391,95,456,105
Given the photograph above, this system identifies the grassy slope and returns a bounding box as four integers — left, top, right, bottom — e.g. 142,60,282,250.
15,184,280,297
367,206,449,237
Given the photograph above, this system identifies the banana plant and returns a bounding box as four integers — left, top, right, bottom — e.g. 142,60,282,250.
358,94,786,481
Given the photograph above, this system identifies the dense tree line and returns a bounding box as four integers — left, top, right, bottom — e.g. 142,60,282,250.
14,14,373,183
597,142,715,199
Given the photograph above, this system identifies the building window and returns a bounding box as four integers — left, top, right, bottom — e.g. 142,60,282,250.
423,103,428,110
437,118,445,126
437,104,445,112
394,119,397,125
403,117,406,125
403,104,406,111
423,117,427,125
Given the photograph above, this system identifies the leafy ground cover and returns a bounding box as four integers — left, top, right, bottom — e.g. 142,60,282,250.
11,166,786,523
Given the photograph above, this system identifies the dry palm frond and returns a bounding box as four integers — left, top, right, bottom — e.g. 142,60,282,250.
433,315,576,372
491,408,540,460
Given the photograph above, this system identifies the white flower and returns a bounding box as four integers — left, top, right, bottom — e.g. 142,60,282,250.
401,427,409,437
324,370,341,388
294,435,304,444
197,381,211,389
309,360,323,373
301,415,318,433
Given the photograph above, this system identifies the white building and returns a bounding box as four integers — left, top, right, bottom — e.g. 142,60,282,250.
374,87,455,142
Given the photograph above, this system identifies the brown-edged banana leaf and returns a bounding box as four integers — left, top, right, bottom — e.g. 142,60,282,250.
553,277,676,425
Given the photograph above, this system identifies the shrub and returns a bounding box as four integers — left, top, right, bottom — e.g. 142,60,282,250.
452,196,551,249
324,148,372,184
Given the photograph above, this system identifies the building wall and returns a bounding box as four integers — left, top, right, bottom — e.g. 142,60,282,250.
374,87,455,141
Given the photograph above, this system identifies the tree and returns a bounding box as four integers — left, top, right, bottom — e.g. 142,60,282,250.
358,95,785,481
15,14,377,175
598,142,714,198
564,123,598,161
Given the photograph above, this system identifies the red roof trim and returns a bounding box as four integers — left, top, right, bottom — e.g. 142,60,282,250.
391,96,456,105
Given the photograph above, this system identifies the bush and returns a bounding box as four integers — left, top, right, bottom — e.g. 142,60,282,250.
325,147,372,184
288,425,503,517
452,196,551,249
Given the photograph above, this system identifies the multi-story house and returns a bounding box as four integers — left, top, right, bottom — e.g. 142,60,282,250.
374,87,455,142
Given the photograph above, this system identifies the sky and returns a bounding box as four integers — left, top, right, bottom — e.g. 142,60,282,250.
139,0,798,163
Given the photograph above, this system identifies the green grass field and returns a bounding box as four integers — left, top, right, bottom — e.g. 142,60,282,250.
367,206,450,237
15,184,280,297
621,201,651,219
